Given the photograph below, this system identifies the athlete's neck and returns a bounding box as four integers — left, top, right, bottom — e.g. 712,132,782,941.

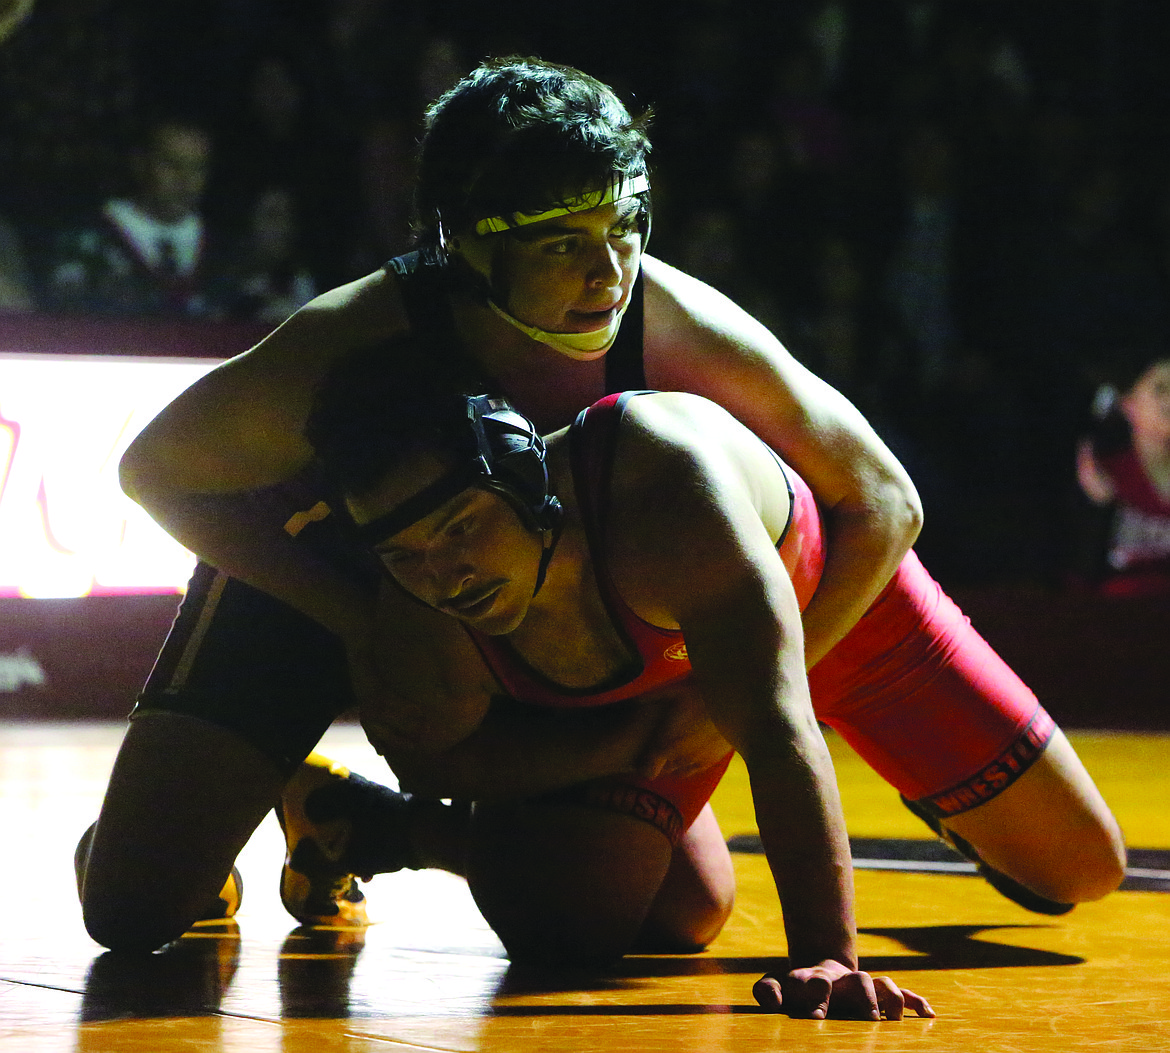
507,512,637,690
449,296,610,433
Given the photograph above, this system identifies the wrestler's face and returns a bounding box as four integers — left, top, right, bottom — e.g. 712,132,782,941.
142,124,211,224
349,453,543,635
461,198,643,335
1122,359,1170,444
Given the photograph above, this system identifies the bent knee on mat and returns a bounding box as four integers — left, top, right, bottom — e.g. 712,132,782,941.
632,916,723,955
501,924,632,971
974,818,1127,904
81,898,191,953
947,729,1127,903
637,885,734,953
77,840,227,952
1038,829,1126,903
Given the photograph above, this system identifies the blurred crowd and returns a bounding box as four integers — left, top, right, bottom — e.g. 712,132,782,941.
2,0,1169,587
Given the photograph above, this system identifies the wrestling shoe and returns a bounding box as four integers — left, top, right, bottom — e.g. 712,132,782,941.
277,753,424,926
900,795,1074,915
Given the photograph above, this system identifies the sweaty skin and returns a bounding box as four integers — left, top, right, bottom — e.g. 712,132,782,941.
120,203,920,683
345,391,933,1020
91,61,1121,991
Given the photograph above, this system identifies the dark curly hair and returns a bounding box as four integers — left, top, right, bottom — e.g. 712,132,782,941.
413,56,652,246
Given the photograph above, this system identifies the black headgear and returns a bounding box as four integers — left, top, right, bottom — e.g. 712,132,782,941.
354,395,564,593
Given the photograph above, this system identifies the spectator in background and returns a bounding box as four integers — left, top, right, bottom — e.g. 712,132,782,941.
1021,160,1168,379
787,232,913,432
217,185,319,325
0,0,33,43
1150,170,1170,309
1009,158,1170,575
661,8,754,194
878,115,1033,581
882,120,960,395
206,47,360,291
38,116,222,318
768,44,849,178
1074,349,1170,598
344,34,468,275
0,215,35,312
765,43,852,304
672,206,779,327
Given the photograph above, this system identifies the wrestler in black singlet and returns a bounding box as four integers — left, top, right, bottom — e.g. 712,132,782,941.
133,252,647,774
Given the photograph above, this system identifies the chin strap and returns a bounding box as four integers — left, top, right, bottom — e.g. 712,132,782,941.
532,501,564,597
487,298,627,361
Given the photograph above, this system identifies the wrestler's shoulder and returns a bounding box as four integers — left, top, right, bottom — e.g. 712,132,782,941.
640,255,781,371
223,268,415,399
608,393,747,493
286,266,410,346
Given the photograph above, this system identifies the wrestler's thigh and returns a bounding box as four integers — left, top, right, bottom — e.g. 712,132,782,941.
637,802,736,952
78,711,284,952
465,799,675,968
946,729,1125,903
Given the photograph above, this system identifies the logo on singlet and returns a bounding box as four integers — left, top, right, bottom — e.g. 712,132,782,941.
663,641,689,662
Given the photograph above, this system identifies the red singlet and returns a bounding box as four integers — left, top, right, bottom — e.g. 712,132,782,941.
468,392,1055,837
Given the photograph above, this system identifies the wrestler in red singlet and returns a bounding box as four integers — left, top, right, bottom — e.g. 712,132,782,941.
467,391,1055,840
464,391,821,840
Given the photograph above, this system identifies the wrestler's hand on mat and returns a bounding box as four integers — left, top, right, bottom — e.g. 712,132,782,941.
753,960,935,1020
635,683,731,779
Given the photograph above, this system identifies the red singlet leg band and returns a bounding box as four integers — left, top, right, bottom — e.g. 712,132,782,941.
912,707,1057,820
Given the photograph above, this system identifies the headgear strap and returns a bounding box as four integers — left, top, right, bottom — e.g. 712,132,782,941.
354,467,479,547
353,395,564,596
474,173,650,236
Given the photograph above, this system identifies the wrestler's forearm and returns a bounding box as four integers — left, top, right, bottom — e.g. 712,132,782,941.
121,482,376,643
695,651,858,969
801,493,918,668
674,558,857,968
744,731,857,970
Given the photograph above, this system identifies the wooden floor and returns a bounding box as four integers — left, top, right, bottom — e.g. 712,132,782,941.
1,721,1167,1053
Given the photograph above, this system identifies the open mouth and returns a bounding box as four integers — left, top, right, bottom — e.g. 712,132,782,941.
442,584,502,619
565,301,621,331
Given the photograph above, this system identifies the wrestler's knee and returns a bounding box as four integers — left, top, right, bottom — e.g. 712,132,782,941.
1017,752,1126,903
636,892,732,954
681,874,736,949
928,722,1125,904
498,913,638,970
76,820,226,953
82,896,194,954
1034,818,1126,904
636,808,736,953
470,853,651,968
466,800,674,969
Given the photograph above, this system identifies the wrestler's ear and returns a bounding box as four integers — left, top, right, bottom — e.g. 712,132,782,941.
448,230,494,281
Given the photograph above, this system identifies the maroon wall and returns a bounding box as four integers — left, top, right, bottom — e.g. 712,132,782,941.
0,314,269,721
947,586,1170,732
0,594,179,719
